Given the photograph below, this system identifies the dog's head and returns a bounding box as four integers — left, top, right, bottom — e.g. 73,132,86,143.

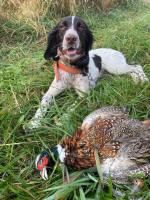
44,16,93,63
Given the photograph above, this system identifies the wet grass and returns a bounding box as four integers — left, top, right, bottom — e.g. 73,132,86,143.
0,2,150,199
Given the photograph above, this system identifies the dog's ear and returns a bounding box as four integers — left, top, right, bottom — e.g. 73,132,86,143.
85,28,93,54
44,25,60,60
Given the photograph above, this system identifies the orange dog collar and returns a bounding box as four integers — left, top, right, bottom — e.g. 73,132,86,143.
54,62,82,82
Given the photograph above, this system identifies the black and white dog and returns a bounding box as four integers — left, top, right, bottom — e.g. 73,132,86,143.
28,16,148,129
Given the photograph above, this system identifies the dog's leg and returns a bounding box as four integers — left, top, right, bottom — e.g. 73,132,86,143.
27,79,67,130
74,75,90,97
55,76,90,126
63,75,90,114
66,75,90,114
129,65,149,84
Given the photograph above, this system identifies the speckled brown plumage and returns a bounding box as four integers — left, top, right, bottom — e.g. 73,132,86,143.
60,106,150,184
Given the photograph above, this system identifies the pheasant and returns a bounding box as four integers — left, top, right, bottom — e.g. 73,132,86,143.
35,107,150,185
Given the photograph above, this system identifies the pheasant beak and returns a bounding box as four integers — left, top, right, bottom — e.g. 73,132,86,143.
40,167,48,180
35,154,49,180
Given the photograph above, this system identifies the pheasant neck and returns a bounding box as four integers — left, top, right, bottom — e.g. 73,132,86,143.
56,144,66,163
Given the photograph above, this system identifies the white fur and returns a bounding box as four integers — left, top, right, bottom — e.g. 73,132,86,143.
62,16,80,59
28,48,149,129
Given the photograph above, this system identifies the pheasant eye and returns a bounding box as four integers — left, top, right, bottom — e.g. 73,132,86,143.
77,22,83,31
59,21,68,31
39,159,43,164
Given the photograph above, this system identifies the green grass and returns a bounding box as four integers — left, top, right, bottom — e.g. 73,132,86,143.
0,1,150,199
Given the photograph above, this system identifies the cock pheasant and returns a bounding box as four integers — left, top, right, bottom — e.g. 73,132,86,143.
35,106,150,185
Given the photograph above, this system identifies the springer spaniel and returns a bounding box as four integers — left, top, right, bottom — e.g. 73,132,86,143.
28,16,149,130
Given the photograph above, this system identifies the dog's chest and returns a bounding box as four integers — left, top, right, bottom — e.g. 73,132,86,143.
58,68,97,88
58,69,74,86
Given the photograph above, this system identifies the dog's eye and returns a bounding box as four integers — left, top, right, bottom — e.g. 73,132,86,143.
77,22,84,31
59,21,68,31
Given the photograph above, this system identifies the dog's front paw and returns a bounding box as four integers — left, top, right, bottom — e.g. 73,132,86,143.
24,118,42,132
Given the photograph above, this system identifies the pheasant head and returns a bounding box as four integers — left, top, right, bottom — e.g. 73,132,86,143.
35,145,65,180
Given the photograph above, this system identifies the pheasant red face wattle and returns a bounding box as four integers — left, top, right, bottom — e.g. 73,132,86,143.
37,157,48,171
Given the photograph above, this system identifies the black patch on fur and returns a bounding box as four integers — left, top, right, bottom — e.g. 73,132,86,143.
71,54,89,70
53,55,60,61
44,25,60,60
71,54,89,76
93,54,102,71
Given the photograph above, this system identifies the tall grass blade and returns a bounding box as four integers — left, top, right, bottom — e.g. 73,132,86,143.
94,146,103,182
109,170,113,197
79,187,86,200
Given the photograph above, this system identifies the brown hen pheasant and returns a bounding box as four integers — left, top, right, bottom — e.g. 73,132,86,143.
35,107,150,184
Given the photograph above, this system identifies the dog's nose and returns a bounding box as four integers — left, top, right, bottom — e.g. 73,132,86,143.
66,34,77,43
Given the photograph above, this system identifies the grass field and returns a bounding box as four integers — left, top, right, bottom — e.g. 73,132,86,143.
0,1,150,199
